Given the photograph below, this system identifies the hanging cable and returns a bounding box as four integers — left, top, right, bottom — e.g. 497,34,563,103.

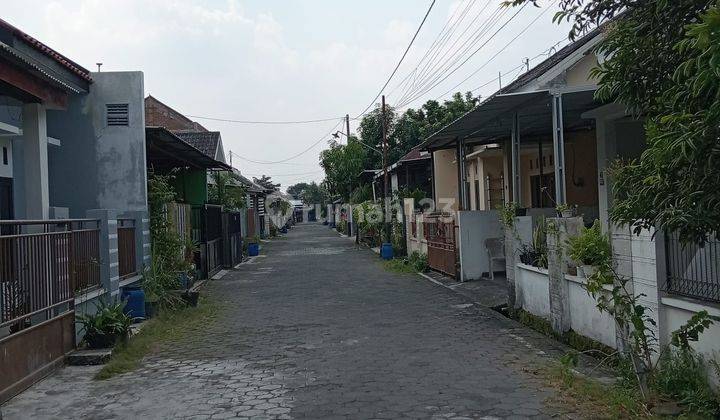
230,119,343,164
396,2,529,109
400,2,503,104
185,115,346,125
354,0,436,119
428,4,552,102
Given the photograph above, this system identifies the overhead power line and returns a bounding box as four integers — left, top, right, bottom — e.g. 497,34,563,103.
396,1,530,109
185,114,345,125
354,0,437,119
398,1,502,105
430,4,553,102
229,119,343,165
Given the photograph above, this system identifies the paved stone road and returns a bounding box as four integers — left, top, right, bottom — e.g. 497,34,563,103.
3,223,567,419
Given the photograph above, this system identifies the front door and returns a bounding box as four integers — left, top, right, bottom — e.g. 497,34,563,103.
0,177,12,221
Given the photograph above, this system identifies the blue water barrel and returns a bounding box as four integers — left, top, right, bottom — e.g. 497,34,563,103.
248,243,259,256
121,287,146,320
380,243,394,260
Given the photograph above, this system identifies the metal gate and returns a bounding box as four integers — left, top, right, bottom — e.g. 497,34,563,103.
222,211,243,268
192,205,223,279
0,219,100,403
424,213,458,278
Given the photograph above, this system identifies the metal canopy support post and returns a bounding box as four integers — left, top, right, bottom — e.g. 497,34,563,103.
510,112,520,204
455,137,464,210
551,94,567,205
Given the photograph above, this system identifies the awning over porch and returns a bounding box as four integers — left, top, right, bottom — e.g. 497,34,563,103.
146,126,231,171
419,88,599,150
419,88,602,208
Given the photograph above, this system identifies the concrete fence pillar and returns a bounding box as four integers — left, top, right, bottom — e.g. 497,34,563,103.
610,224,633,352
504,216,533,309
547,216,582,334
504,226,517,309
87,209,120,299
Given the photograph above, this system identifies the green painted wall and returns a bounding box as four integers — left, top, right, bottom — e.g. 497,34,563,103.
172,170,207,205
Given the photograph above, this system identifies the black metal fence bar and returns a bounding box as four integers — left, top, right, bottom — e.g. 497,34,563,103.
665,232,720,303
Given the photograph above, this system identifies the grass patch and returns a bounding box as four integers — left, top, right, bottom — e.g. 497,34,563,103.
542,362,650,419
95,298,219,380
383,258,420,274
382,251,429,274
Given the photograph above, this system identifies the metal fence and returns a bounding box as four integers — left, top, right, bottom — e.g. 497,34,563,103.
117,218,137,279
665,232,720,303
0,219,100,327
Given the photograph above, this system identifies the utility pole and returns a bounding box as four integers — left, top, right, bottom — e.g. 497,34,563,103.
345,114,351,142
381,95,390,243
229,150,232,167
498,71,502,90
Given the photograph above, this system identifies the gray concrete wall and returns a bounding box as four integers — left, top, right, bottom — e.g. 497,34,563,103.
457,210,503,281
47,71,147,217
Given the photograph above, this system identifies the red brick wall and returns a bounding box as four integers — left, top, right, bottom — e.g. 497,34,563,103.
144,96,207,132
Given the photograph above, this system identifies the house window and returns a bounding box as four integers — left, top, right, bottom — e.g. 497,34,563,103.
106,104,129,126
2,147,7,165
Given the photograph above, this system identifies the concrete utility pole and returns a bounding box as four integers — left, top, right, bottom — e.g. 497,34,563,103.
381,95,390,242
346,114,351,142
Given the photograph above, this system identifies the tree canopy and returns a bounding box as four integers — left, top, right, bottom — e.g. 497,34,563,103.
286,182,310,200
320,92,477,202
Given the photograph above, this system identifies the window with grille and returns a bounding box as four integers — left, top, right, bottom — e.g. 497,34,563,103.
106,104,129,126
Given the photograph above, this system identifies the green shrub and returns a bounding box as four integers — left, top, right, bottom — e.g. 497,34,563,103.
408,251,428,272
78,299,132,349
567,220,611,266
652,350,719,417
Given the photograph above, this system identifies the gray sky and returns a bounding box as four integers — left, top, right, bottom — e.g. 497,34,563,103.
4,0,572,188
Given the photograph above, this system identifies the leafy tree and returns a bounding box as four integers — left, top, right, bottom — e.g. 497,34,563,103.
320,136,367,201
209,171,247,211
253,175,279,191
286,182,310,199
300,182,329,206
358,106,398,170
506,0,719,244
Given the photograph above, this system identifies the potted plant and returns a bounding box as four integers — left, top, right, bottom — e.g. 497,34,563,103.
78,299,132,349
555,203,576,218
567,220,611,278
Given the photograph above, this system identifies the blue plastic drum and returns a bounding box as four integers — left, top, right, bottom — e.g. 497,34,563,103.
121,287,146,320
380,243,394,260
248,243,259,256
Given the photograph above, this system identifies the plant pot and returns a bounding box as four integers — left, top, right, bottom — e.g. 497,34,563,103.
84,331,125,349
581,265,597,278
560,210,573,218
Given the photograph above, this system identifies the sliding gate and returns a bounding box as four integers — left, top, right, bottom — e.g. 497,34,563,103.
424,213,458,278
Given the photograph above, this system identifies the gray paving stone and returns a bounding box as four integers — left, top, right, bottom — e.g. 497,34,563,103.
1,224,564,419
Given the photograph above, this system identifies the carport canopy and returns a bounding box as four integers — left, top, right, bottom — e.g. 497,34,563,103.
419,88,600,207
419,89,599,150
